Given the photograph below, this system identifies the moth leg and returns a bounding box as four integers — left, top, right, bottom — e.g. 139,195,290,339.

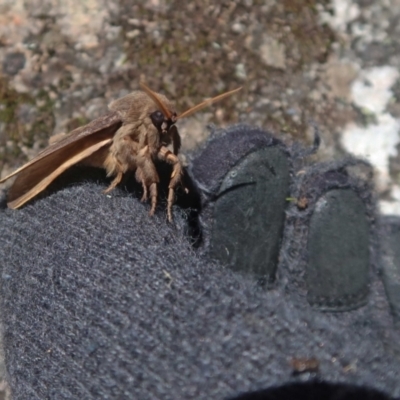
149,182,158,216
134,168,147,202
103,171,123,194
136,146,160,217
169,125,181,156
141,181,148,202
158,146,183,222
104,132,140,195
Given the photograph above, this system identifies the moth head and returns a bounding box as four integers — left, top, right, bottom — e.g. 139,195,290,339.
140,82,177,135
149,109,177,135
140,81,242,133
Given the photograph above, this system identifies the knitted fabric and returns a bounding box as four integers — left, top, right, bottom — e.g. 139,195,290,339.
0,182,399,399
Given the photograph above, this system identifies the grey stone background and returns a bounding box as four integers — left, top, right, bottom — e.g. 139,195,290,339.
1,0,400,398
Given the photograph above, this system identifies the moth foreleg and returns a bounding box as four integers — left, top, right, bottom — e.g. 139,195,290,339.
103,171,123,194
158,146,183,222
169,125,181,156
136,145,160,217
140,180,148,202
148,182,158,217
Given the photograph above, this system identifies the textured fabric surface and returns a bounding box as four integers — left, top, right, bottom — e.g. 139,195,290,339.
188,125,291,259
380,216,400,325
280,159,378,313
189,124,286,196
1,180,400,399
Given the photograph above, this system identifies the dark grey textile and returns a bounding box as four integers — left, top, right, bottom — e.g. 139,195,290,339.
281,159,378,312
380,216,400,325
189,124,287,196
190,126,291,283
1,181,400,399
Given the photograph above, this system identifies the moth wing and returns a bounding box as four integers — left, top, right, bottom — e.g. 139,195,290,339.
1,112,122,208
8,138,113,209
0,112,121,183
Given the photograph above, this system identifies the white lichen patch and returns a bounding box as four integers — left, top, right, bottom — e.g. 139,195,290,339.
380,185,400,216
351,66,399,114
341,114,400,191
319,0,360,33
340,65,400,214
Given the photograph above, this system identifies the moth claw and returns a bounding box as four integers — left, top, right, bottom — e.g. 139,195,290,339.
167,212,173,223
141,193,148,202
141,182,148,202
103,172,123,194
149,203,156,217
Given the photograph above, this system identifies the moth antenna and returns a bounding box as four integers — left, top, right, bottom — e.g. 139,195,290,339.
140,81,172,119
177,87,242,120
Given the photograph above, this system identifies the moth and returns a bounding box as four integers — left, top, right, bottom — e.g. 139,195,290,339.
0,82,241,221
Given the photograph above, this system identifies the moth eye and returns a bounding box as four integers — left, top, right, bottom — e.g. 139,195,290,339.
150,110,165,128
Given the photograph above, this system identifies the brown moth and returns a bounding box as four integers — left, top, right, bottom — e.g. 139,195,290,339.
0,82,241,221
